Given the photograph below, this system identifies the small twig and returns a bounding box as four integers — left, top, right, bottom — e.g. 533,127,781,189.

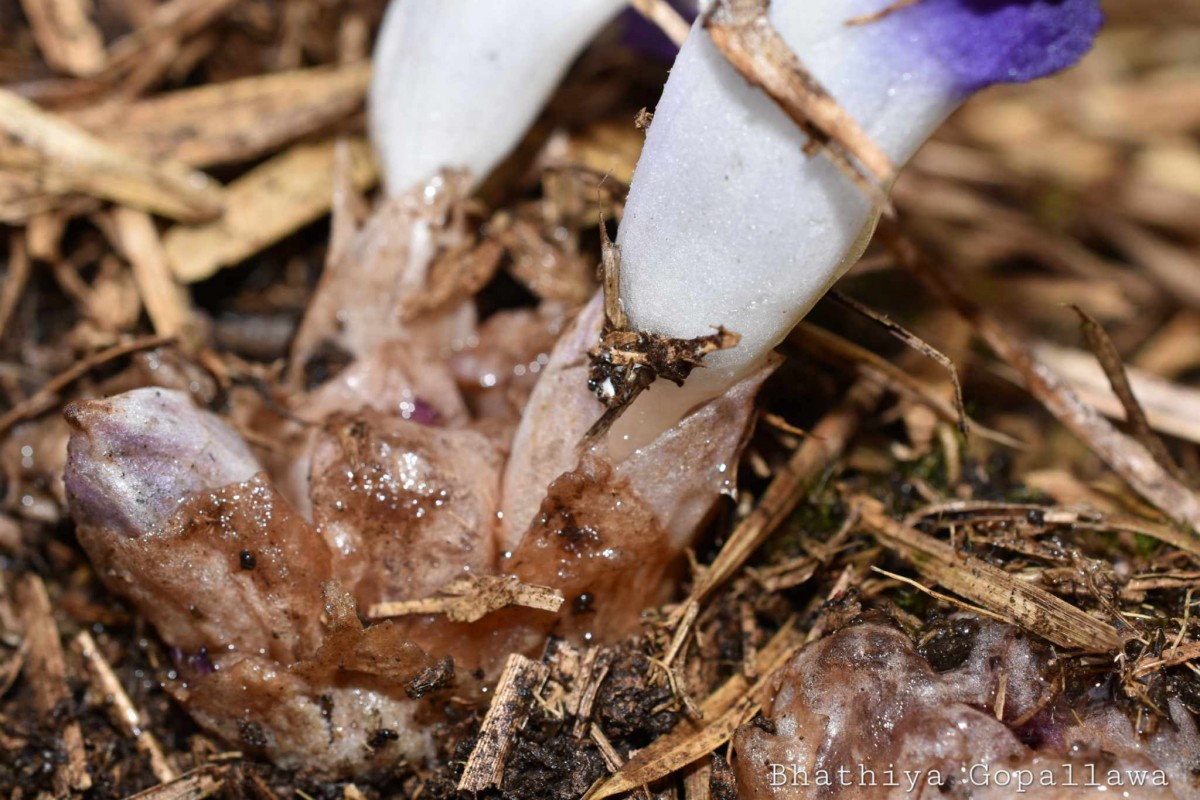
738,599,759,680
111,207,197,342
367,573,563,623
759,411,810,438
587,622,803,799
1131,640,1200,679
789,323,1019,448
871,566,1009,624
1072,304,1188,485
0,233,31,347
328,137,368,269
104,0,239,76
0,334,173,435
704,0,895,214
805,564,858,643
76,631,177,783
0,87,224,222
856,494,1123,653
648,655,701,720
669,376,883,630
598,215,627,332
661,599,698,669
906,501,1200,558
121,764,227,800
540,639,581,719
881,221,1200,537
590,723,625,772
572,648,614,738
164,138,378,283
1034,340,1200,446
829,289,968,438
18,0,106,77
458,654,550,793
1009,685,1060,729
746,555,819,594
845,0,921,25
994,670,1009,721
15,574,92,794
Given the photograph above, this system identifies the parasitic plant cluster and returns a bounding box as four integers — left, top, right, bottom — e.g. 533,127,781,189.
62,0,1116,781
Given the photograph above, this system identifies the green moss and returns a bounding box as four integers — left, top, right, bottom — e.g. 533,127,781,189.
757,481,846,565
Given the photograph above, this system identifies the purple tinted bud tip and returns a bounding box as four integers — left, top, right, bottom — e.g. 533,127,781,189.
904,0,1104,92
64,388,261,539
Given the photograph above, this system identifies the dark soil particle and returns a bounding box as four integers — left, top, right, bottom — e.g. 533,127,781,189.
405,655,455,699
6,732,65,797
709,751,739,800
917,614,980,672
704,600,751,666
1174,671,1200,715
302,340,355,392
501,732,607,800
751,715,777,735
367,728,399,749
572,591,594,614
1,623,197,799
238,720,270,751
594,651,681,747
410,640,695,800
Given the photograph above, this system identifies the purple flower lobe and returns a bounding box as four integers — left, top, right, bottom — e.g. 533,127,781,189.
902,0,1104,92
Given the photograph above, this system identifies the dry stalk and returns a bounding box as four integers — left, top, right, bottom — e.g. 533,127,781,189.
0,334,173,436
0,89,224,222
855,495,1124,653
76,631,177,783
459,654,551,793
367,573,563,623
704,0,895,212
15,574,92,794
587,621,804,799
572,648,615,738
1072,304,1189,484
882,223,1200,537
121,765,227,800
828,289,968,437
69,64,371,168
163,139,377,283
18,0,105,77
669,376,883,630
111,207,197,341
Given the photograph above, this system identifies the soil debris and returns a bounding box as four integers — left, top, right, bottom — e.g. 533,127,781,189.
584,222,741,445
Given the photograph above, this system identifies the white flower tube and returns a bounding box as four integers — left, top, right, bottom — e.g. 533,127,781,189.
611,0,1101,446
370,0,626,195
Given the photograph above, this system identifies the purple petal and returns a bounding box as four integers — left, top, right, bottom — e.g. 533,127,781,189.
901,0,1103,92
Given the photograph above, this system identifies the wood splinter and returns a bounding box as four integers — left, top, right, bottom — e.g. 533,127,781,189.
367,573,563,623
15,574,92,795
458,654,551,793
76,630,177,784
